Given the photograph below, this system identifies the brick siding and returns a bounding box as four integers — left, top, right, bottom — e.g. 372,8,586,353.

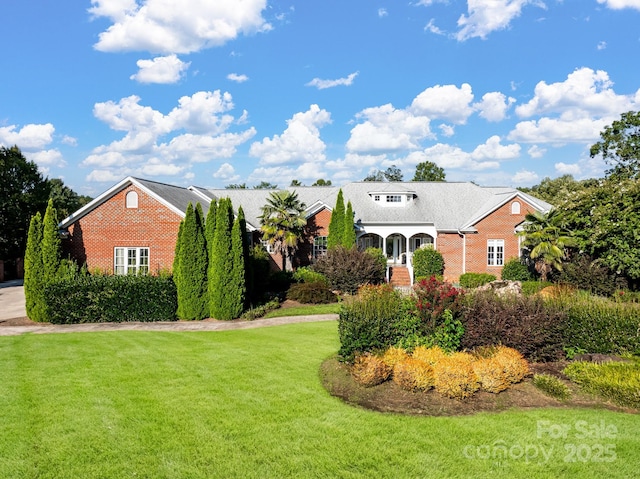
62,185,182,274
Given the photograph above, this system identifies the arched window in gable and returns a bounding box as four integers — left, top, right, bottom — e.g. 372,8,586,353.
126,191,139,209
511,201,521,215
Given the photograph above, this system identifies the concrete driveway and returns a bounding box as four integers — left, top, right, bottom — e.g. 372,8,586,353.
0,280,27,320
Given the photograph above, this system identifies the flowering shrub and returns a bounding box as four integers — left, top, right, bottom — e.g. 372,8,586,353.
412,276,464,333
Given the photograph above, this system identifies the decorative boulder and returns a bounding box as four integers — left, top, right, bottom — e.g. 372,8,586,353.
476,280,522,297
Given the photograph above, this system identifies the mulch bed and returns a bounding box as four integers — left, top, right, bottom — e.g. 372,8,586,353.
320,357,638,416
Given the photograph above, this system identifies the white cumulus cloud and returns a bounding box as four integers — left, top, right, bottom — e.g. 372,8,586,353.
410,83,475,124
227,73,249,83
347,103,433,153
474,92,515,122
249,104,331,165
306,72,359,90
89,0,271,54
471,135,521,161
512,169,539,184
130,54,190,83
456,0,546,41
554,162,582,175
596,0,640,10
0,123,55,149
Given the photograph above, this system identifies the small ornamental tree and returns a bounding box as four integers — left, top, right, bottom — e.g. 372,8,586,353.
176,203,209,320
412,246,444,280
209,198,236,320
24,212,45,321
41,198,61,285
343,200,356,249
327,189,345,250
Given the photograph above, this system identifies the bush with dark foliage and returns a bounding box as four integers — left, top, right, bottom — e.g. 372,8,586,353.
461,291,565,361
44,275,177,324
286,281,337,304
313,246,385,294
559,253,627,297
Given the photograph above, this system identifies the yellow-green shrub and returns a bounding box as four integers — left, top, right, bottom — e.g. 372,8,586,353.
434,355,480,399
382,346,410,370
492,346,530,384
393,358,435,391
412,345,448,366
351,353,392,387
473,358,509,393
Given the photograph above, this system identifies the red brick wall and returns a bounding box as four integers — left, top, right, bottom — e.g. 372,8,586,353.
62,185,183,274
295,207,332,269
439,199,537,282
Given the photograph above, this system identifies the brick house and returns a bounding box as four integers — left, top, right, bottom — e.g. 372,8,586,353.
59,177,551,284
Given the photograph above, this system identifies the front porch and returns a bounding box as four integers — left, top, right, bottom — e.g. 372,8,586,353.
357,226,437,285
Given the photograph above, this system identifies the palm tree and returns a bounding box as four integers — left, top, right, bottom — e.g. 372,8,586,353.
259,190,307,271
519,209,575,281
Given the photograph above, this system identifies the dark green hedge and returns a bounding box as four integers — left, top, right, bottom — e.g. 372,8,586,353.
459,273,496,289
562,300,640,355
44,275,177,324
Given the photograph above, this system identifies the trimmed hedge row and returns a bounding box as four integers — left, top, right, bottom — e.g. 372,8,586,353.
458,273,496,289
44,275,177,324
562,300,640,355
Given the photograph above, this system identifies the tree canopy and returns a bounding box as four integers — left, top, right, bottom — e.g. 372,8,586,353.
49,178,92,220
412,161,445,182
364,165,403,182
254,181,278,189
0,146,50,259
590,110,640,179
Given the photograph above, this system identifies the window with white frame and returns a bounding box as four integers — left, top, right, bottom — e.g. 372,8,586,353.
386,195,402,203
511,201,521,214
487,239,504,266
373,195,380,202
125,191,139,209
313,236,328,259
114,247,149,275
260,240,275,254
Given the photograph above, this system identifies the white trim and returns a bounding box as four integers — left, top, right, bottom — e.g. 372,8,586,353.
59,176,186,228
460,192,549,230
305,201,332,218
188,186,215,203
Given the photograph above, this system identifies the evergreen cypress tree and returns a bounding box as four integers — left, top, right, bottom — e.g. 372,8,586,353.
176,203,208,320
24,212,45,322
41,198,61,284
205,199,217,247
343,200,356,248
237,206,252,303
209,198,235,320
173,219,185,317
327,189,345,249
229,214,247,318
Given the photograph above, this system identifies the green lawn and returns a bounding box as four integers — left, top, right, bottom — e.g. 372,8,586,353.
263,302,340,318
1,322,638,478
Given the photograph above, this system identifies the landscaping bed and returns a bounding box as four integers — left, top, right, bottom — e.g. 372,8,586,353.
320,356,639,416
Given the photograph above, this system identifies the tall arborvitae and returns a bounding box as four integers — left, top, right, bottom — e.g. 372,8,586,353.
343,200,356,249
209,198,235,320
205,199,217,247
176,203,209,320
41,198,61,284
173,219,184,285
237,206,252,304
327,188,345,249
229,215,247,318
24,212,45,322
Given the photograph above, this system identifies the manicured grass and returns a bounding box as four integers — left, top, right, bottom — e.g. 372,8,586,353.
263,302,340,318
1,322,638,478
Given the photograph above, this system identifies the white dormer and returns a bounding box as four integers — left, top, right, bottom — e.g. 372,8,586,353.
370,191,416,207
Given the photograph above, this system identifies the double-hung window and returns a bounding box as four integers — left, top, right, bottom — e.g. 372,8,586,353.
487,239,504,266
115,247,149,275
313,236,328,259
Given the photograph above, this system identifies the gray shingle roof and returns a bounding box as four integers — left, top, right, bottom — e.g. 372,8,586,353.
60,177,551,233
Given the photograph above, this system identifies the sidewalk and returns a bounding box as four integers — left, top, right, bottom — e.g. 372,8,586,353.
0,314,338,336
0,280,27,321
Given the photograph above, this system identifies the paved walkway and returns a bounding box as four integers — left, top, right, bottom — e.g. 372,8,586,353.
0,280,337,336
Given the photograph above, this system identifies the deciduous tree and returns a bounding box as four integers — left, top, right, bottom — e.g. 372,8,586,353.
590,110,640,179
412,161,445,182
0,146,50,260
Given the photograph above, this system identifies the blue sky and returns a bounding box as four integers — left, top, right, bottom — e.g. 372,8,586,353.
1,0,639,196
